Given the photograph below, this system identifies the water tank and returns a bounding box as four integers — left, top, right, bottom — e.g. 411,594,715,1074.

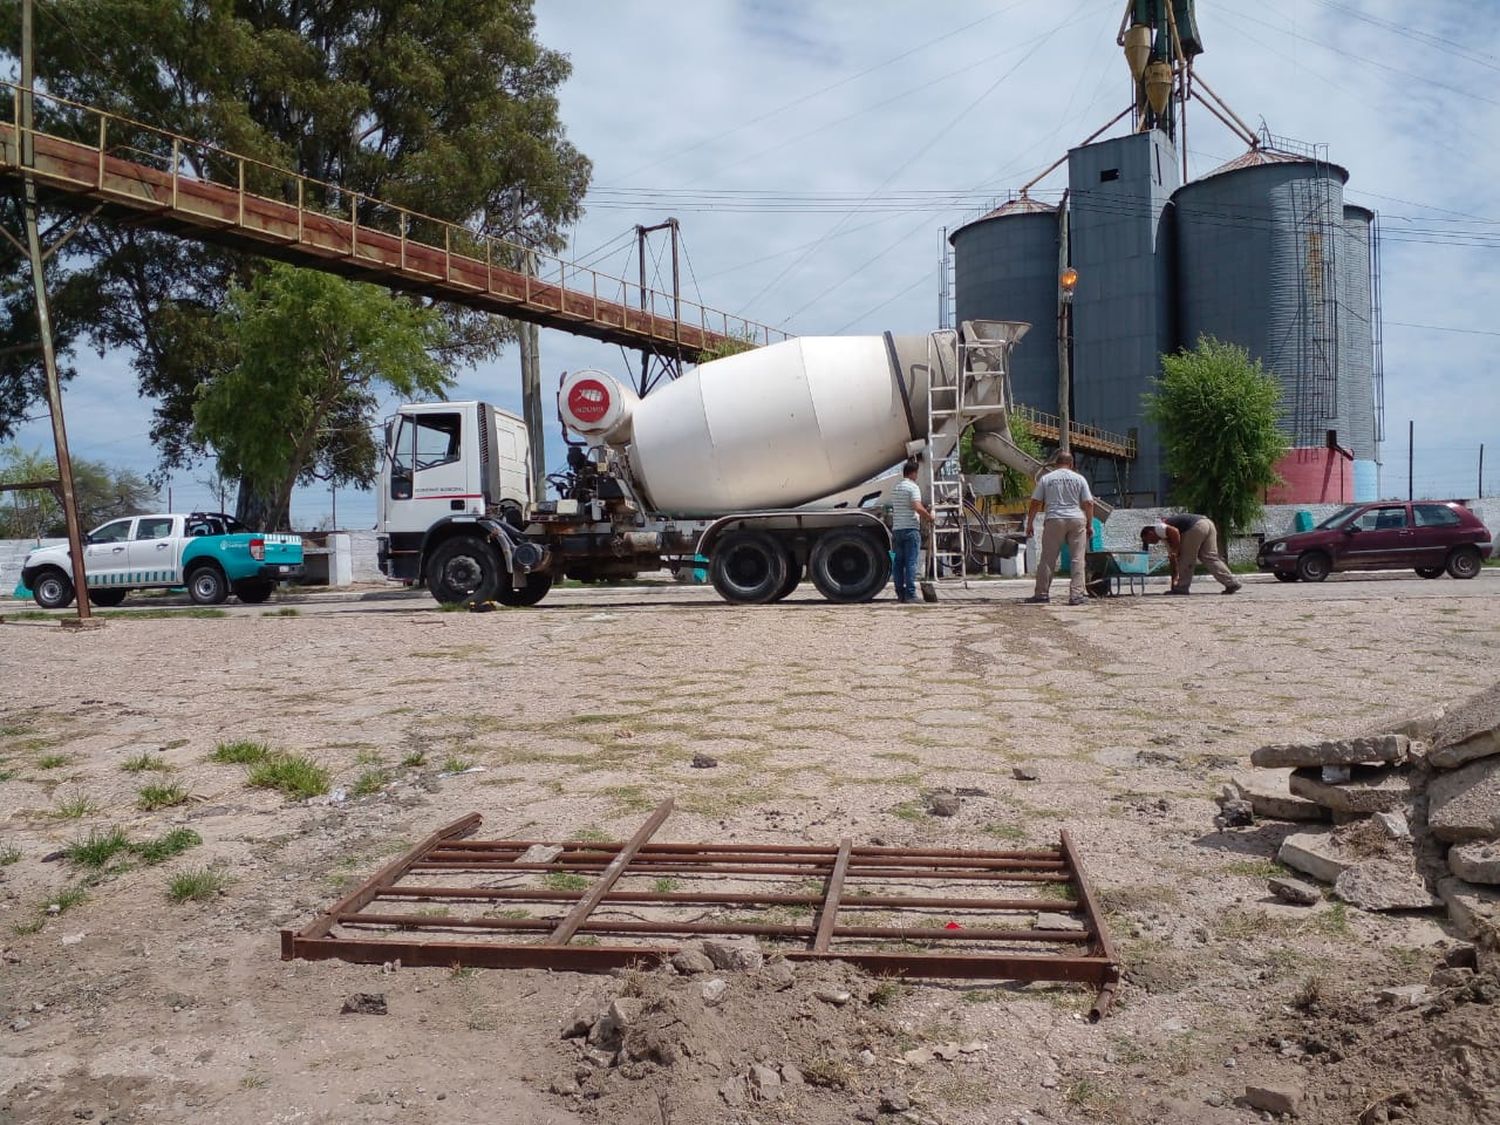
950,197,1059,414
560,335,946,517
1174,152,1349,450
1338,204,1378,496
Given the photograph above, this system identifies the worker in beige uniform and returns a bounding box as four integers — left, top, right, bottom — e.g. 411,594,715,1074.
1140,514,1242,595
1023,451,1093,605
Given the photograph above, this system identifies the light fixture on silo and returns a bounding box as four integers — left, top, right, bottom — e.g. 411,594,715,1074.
1059,267,1079,304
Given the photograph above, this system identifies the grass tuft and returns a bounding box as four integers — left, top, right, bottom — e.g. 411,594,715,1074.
137,783,189,811
350,769,387,798
262,607,299,617
134,828,203,865
400,750,427,767
65,826,131,868
122,752,172,773
245,754,330,800
211,740,271,765
51,795,100,820
37,752,70,769
543,871,591,892
441,754,473,773
167,866,230,904
0,843,20,866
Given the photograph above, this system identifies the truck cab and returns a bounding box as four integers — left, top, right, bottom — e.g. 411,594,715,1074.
377,401,533,584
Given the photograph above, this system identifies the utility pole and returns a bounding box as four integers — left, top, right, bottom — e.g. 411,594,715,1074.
518,250,545,500
20,0,92,623
1407,420,1414,502
1056,200,1077,455
1479,443,1485,499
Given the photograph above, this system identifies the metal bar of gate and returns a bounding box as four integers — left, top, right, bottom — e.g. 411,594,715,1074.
544,798,673,945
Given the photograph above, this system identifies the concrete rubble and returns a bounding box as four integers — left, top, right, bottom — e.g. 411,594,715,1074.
1233,682,1500,953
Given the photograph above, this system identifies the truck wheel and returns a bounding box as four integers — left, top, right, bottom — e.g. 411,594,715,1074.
495,570,553,607
187,564,229,605
710,531,788,604
426,535,501,605
32,568,74,609
234,579,276,604
1446,546,1482,580
87,588,127,608
1295,552,1331,583
809,529,890,603
770,558,804,602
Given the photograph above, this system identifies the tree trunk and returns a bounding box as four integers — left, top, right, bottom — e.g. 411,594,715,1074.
234,482,275,531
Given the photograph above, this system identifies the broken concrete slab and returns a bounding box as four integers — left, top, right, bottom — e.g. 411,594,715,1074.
1429,683,1500,769
1437,876,1500,947
1427,756,1500,843
1232,773,1326,822
1288,765,1409,814
1036,911,1087,932
1243,1084,1303,1116
1373,811,1410,839
1377,984,1430,1008
1268,876,1321,906
1277,831,1351,884
1449,841,1500,885
1251,734,1407,770
1333,861,1440,912
702,938,765,973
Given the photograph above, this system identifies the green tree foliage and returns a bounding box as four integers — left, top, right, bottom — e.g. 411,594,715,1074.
0,446,156,538
193,265,453,531
0,0,590,504
1144,336,1288,549
960,416,1045,502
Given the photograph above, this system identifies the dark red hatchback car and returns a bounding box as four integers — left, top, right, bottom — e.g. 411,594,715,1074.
1256,501,1494,582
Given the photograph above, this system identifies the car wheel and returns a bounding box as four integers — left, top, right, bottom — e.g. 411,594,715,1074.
1296,552,1331,582
494,570,553,607
1446,547,1482,580
1272,571,1299,583
710,531,788,604
426,535,502,605
87,587,127,607
187,564,229,605
233,579,276,604
1414,567,1444,580
808,528,890,603
32,568,74,609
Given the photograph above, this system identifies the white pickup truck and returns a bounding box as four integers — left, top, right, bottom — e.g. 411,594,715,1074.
19,511,304,609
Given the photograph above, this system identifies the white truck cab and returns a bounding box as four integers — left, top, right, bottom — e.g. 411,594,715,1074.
377,401,533,584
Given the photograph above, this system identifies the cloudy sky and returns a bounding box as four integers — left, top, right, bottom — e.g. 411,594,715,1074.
12,0,1500,527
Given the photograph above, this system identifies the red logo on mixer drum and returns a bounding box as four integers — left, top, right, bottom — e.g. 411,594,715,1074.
568,379,610,424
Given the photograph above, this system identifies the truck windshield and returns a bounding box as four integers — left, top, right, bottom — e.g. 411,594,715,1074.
389,412,462,500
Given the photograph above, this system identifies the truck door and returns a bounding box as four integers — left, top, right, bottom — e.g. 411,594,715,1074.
127,515,180,583
83,517,135,585
390,409,474,529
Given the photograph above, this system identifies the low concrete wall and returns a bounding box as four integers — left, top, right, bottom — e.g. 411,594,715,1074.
0,538,61,598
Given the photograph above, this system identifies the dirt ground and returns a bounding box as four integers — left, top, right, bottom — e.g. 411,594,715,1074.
2,584,1497,1124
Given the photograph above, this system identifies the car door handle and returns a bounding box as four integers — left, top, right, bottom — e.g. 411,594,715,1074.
111,546,126,553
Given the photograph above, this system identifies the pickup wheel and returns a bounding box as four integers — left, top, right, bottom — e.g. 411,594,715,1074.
710,531,788,604
234,579,276,604
1296,551,1331,583
427,535,501,605
32,568,74,609
809,528,890,603
1446,546,1482,580
495,570,553,607
186,563,229,605
86,588,127,608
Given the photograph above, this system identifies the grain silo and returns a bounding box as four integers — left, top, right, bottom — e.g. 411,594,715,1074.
949,196,1059,415
1338,204,1379,500
1174,149,1364,503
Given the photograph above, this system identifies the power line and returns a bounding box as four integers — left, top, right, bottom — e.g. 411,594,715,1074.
1387,321,1500,338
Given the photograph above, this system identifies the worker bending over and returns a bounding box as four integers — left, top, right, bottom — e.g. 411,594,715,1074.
1140,514,1242,595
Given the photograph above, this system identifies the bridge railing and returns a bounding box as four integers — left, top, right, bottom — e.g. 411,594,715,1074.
1011,404,1137,459
3,81,790,349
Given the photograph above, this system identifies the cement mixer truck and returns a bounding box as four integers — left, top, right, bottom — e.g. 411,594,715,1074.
375,321,1047,606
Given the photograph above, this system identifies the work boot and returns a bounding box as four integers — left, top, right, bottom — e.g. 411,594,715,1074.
1164,587,1190,596
1022,594,1050,604
1067,595,1088,606
1222,582,1243,595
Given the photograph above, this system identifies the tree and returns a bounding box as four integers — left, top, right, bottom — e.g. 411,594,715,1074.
1144,336,1288,552
961,416,1044,502
0,0,590,497
0,446,157,538
193,264,453,531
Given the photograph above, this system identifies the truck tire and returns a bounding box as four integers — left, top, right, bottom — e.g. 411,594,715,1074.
770,558,804,602
32,568,74,609
426,535,501,605
495,570,553,607
86,588,127,608
234,579,276,604
710,531,788,604
187,563,229,605
809,528,890,603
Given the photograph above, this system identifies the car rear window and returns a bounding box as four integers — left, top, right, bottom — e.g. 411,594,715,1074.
1413,504,1462,528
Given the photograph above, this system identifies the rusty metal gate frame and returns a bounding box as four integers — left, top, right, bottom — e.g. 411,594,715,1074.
282,798,1121,1019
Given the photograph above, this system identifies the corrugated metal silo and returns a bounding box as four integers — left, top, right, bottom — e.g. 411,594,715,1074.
1175,151,1349,447
1338,204,1378,499
950,196,1059,415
